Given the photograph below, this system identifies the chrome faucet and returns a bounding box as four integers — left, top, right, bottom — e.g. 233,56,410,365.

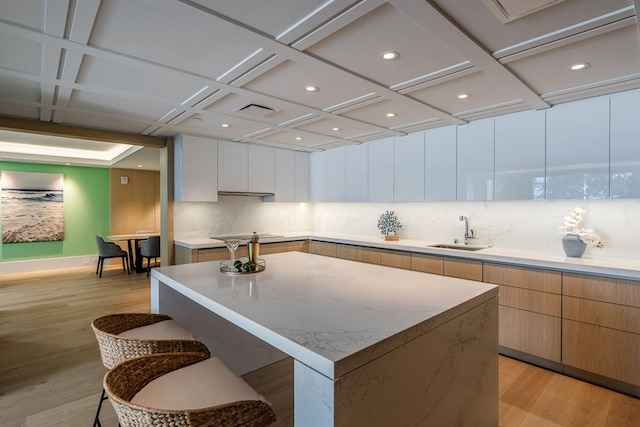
459,215,475,244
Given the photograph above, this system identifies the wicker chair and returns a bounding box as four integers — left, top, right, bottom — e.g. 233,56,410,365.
104,352,277,427
91,313,209,427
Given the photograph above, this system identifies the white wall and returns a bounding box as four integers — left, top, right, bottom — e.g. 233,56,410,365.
175,195,640,259
174,195,312,238
312,199,640,259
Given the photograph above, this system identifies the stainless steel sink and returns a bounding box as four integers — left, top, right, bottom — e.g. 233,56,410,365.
427,243,488,251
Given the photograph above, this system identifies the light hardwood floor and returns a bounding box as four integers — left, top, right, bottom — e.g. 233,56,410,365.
1,264,638,426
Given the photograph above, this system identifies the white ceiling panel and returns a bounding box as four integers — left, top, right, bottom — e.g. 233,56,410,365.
0,0,638,165
75,56,208,104
306,2,465,87
0,33,42,75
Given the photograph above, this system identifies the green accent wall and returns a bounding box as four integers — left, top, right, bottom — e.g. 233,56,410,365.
0,161,110,262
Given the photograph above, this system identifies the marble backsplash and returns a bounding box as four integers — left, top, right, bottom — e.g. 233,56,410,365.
175,196,640,259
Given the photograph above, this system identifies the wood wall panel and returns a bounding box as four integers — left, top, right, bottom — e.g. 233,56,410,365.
110,168,160,237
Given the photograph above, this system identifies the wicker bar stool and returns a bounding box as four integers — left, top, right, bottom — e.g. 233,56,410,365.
91,313,209,427
104,352,277,427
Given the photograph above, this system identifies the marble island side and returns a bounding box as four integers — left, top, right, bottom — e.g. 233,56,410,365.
151,251,499,426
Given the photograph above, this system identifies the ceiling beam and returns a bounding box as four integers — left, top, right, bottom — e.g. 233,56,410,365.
0,116,167,148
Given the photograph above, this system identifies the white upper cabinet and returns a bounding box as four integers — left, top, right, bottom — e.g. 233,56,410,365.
217,140,248,192
174,133,218,202
218,141,275,194
248,145,275,194
266,148,295,202
610,89,640,198
345,144,368,202
325,146,346,202
425,126,456,201
457,118,495,201
294,151,310,202
311,151,326,202
368,137,394,202
494,110,546,200
545,97,610,199
394,132,425,202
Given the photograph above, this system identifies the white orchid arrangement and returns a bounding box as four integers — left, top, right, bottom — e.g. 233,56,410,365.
377,210,402,235
560,207,603,248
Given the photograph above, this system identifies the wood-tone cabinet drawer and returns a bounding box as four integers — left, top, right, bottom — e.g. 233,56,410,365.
483,263,561,294
410,253,443,275
563,319,640,387
563,296,640,334
358,247,381,265
563,273,640,308
260,242,287,255
197,247,227,262
309,241,337,257
380,249,411,270
443,258,482,281
499,306,561,363
499,286,561,317
286,240,309,253
336,244,358,261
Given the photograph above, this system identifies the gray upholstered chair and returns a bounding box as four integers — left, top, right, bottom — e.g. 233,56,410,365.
139,235,160,277
95,235,129,278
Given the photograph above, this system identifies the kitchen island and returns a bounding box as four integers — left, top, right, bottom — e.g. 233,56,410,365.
151,251,498,426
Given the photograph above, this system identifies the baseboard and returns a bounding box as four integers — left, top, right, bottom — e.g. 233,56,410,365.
0,255,99,275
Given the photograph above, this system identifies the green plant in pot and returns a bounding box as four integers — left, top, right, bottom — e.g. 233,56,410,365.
378,210,402,241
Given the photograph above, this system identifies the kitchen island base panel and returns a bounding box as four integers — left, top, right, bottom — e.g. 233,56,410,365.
154,282,288,375
295,298,498,427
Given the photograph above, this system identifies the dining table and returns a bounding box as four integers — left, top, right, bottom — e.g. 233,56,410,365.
108,232,160,273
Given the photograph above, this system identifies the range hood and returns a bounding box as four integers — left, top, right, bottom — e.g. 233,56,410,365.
218,191,275,197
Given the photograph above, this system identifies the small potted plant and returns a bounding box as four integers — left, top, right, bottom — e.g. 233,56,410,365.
559,207,603,257
378,210,402,241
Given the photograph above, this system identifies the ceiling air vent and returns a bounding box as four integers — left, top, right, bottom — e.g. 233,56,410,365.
234,103,280,118
483,0,567,23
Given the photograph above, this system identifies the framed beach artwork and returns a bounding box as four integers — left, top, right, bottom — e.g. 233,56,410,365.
1,171,64,243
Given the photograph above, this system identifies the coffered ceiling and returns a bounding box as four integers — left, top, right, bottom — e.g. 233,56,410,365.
0,0,639,166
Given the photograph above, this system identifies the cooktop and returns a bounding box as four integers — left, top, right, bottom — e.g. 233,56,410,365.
209,234,283,240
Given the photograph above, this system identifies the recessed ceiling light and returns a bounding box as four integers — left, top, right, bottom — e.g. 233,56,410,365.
221,123,230,128
380,51,399,61
332,127,340,131
305,86,318,92
296,137,303,141
569,62,590,71
137,164,142,168
386,112,396,117
457,93,470,99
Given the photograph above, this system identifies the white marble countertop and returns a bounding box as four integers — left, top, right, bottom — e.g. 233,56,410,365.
151,251,498,379
174,232,640,281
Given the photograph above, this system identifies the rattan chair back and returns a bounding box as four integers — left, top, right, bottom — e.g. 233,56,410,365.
104,352,277,427
91,313,209,369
